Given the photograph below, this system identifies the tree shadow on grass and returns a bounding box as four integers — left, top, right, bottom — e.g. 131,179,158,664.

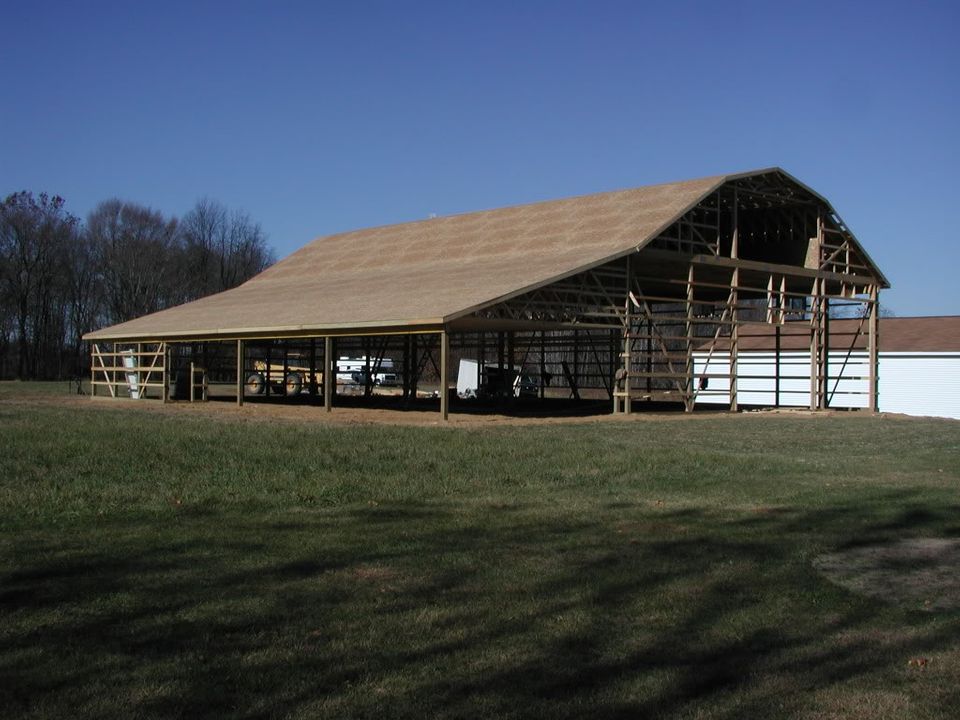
1,492,959,719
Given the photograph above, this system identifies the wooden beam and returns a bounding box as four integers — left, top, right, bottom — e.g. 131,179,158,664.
90,343,98,397
622,255,632,414
868,286,879,413
809,279,820,411
821,296,830,409
774,324,781,408
324,336,333,412
236,339,244,407
162,344,170,403
640,248,881,287
730,267,739,412
440,330,449,421
730,187,738,259
684,264,694,412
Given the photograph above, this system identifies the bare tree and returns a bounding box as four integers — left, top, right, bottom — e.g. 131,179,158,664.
223,208,273,288
0,192,78,378
62,228,102,377
87,200,181,324
179,197,228,296
0,192,274,379
180,198,273,295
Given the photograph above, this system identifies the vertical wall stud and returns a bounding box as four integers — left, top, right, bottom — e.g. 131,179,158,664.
237,339,244,407
324,336,333,412
868,286,879,413
440,330,449,421
730,267,739,412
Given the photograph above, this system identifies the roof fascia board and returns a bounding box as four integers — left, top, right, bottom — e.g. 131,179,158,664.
84,319,446,344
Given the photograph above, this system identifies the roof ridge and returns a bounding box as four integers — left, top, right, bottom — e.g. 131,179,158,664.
307,168,782,243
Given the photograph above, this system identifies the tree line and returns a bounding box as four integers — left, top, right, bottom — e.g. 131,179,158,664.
0,192,274,380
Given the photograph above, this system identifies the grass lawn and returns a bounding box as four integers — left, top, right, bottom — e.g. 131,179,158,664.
1,382,958,718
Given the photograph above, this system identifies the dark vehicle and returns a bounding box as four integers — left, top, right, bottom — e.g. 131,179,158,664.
479,367,539,399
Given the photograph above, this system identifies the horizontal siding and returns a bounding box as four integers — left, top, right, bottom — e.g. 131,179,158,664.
692,352,960,419
879,355,960,419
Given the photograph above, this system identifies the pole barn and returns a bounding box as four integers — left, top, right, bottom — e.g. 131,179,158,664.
84,168,889,419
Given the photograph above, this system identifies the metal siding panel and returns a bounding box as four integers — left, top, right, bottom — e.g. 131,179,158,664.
694,352,960,418
694,351,872,409
879,355,960,419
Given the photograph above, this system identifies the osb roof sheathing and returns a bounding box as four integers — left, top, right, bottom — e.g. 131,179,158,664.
85,168,877,342
87,174,725,340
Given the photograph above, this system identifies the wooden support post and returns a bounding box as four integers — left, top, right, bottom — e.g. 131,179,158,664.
90,344,97,397
728,192,739,412
410,334,419,399
309,339,318,396
236,339,244,407
774,324,781,408
364,337,373,398
622,295,632,414
868,286,879,413
282,341,289,398
646,316,652,394
401,334,410,400
610,256,633,415
324,336,333,412
539,331,546,401
440,330,449,421
730,188,739,260
607,328,616,403
779,276,787,325
136,343,143,399
685,263,695,412
479,330,486,373
730,267,739,412
766,274,775,324
573,329,580,391
821,295,830,409
619,255,633,414
264,342,272,398
190,361,196,403
809,278,820,411
162,344,170,403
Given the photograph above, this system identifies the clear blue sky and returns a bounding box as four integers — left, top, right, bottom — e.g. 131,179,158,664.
2,1,957,316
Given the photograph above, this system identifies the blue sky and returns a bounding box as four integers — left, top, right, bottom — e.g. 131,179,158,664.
2,1,957,316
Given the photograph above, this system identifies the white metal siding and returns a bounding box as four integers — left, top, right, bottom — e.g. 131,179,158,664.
694,351,868,408
692,351,960,419
878,353,960,419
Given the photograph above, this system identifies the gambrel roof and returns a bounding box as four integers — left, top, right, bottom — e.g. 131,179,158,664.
85,167,886,341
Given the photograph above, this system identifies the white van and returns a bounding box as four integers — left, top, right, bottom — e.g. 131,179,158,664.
337,356,397,386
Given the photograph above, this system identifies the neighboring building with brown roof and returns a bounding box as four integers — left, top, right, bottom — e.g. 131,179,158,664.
694,316,960,419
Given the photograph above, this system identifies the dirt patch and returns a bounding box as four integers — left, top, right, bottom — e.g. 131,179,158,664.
351,564,399,582
814,538,960,611
2,384,909,429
